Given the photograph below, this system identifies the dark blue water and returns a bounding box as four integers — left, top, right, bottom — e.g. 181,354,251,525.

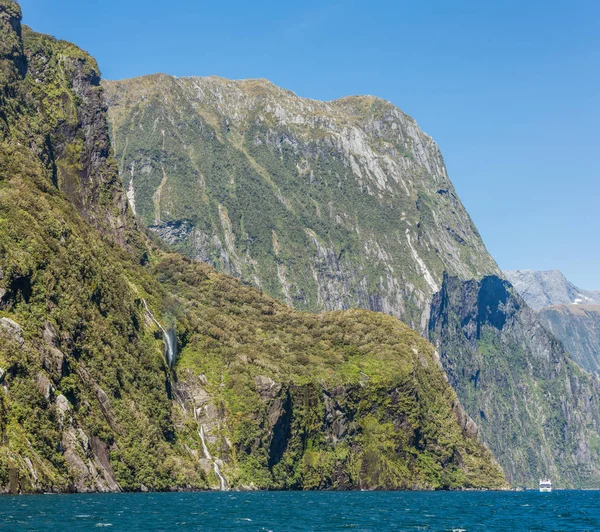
0,491,599,531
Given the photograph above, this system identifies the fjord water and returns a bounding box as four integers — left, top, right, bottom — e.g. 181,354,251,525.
1,491,599,531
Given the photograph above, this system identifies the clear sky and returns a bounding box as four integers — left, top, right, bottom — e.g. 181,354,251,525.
19,0,600,289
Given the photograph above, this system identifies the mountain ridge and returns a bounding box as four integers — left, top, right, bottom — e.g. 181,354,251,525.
537,305,600,375
104,72,499,331
505,269,600,375
0,0,506,493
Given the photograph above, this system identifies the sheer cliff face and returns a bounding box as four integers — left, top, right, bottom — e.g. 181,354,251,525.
0,0,25,95
0,2,506,493
24,31,131,238
1,3,138,249
104,75,499,329
429,275,600,488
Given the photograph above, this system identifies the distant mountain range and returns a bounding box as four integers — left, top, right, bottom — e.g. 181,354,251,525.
505,270,600,374
504,270,600,310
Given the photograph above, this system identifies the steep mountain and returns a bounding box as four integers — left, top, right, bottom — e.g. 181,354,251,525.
504,270,600,310
505,270,600,374
0,0,505,493
104,76,600,488
429,275,600,486
104,75,499,330
537,305,600,375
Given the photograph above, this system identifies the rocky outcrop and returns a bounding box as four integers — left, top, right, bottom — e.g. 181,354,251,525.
0,327,123,493
429,274,600,488
171,354,505,491
104,75,499,330
60,415,121,493
0,317,23,345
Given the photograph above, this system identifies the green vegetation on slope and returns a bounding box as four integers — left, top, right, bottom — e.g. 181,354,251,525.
0,0,505,492
158,257,504,489
0,163,505,490
104,74,499,330
429,275,600,488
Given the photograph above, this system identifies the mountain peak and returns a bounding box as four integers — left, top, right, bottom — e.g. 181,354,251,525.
104,73,500,329
504,269,600,310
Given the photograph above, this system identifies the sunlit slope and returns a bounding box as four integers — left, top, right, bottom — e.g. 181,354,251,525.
105,74,499,330
0,1,505,492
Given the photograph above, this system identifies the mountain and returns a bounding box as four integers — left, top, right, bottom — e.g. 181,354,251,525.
504,270,600,310
505,270,600,374
104,75,499,331
0,0,505,493
429,275,600,486
537,305,600,374
103,74,600,488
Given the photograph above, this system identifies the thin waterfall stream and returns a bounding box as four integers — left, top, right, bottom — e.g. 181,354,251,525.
142,299,177,367
198,425,227,491
193,408,227,490
144,299,226,489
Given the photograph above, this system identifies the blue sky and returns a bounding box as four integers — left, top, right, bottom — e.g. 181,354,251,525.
20,0,600,288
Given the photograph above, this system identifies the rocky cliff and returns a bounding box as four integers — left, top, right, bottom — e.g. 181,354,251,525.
105,75,599,486
104,75,499,330
0,0,505,493
103,73,600,489
429,275,600,487
163,258,504,490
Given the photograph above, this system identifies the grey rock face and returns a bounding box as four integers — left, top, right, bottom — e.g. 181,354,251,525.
150,220,194,246
23,28,135,245
429,274,600,488
0,317,24,345
504,270,600,310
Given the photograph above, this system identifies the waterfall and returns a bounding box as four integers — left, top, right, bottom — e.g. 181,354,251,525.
193,411,227,491
142,299,177,367
198,425,227,490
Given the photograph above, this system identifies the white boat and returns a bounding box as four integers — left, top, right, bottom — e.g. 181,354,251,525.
539,478,552,492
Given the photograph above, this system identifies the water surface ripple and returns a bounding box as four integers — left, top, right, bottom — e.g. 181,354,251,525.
0,490,599,531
